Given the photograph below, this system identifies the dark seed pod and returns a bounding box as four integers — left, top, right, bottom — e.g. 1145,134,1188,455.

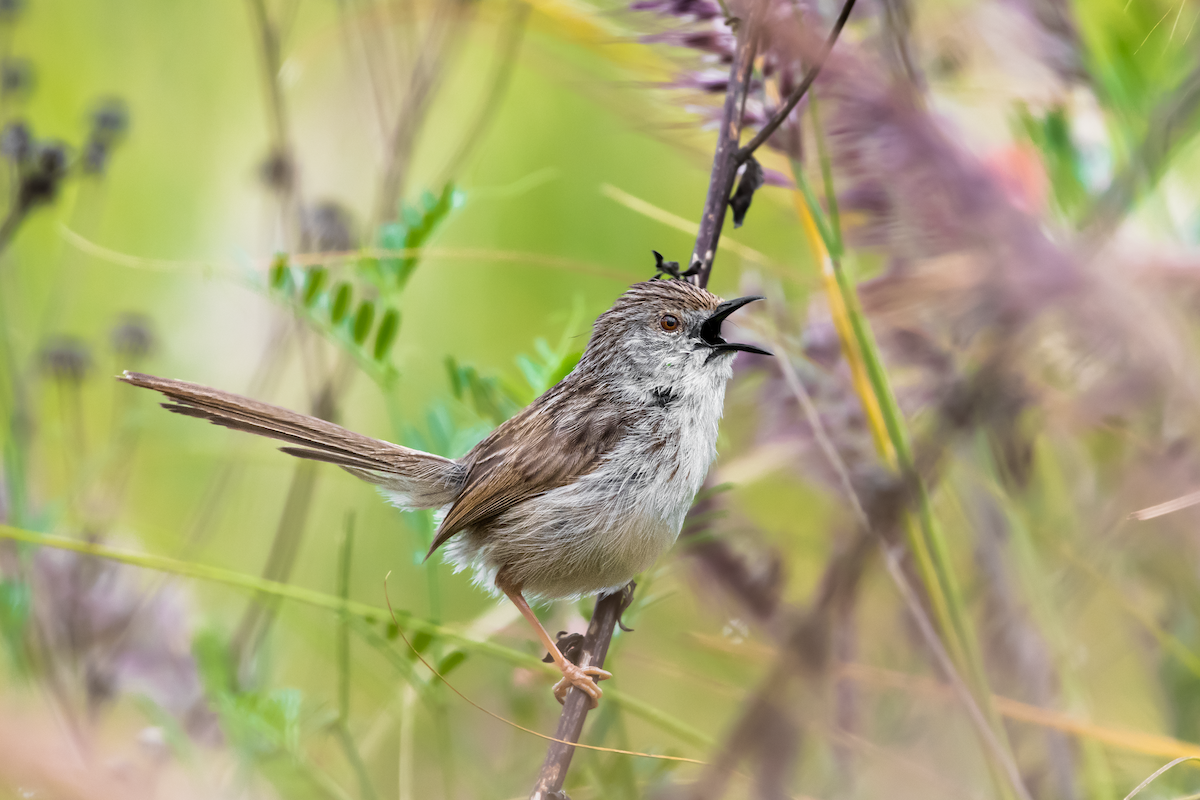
20,141,71,208
1,120,30,161
111,313,155,359
259,149,294,192
40,337,91,383
303,201,356,252
0,58,33,98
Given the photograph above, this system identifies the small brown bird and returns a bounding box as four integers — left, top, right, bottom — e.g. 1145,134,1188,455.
120,279,768,706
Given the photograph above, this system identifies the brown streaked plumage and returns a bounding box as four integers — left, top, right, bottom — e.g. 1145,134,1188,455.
119,278,769,706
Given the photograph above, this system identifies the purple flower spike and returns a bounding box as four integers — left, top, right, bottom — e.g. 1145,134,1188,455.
642,28,736,58
630,0,722,20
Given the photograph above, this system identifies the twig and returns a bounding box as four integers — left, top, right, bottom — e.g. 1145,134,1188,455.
374,0,468,227
882,547,1034,800
1081,64,1200,240
245,0,305,249
734,0,858,165
689,14,760,288
435,1,530,187
529,13,762,797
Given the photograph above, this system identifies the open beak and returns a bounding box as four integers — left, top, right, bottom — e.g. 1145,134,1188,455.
700,296,772,357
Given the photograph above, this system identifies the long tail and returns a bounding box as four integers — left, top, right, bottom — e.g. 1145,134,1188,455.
119,371,465,509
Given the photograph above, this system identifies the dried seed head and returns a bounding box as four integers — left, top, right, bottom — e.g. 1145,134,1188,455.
0,58,33,97
111,313,155,359
0,0,25,23
259,148,294,192
303,201,357,252
40,336,91,383
0,120,29,161
90,97,129,143
19,140,71,207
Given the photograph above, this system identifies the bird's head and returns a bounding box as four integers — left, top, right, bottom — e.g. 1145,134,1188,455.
578,279,771,391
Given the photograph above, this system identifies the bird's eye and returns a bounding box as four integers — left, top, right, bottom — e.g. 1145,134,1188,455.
660,314,680,332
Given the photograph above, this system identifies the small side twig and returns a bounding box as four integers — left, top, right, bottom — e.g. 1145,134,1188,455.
689,14,760,287
245,0,305,249
435,0,530,187
734,0,858,164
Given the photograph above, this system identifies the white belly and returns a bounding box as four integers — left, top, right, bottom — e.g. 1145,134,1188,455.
440,374,728,601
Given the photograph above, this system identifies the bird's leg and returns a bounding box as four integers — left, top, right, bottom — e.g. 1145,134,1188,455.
497,580,612,708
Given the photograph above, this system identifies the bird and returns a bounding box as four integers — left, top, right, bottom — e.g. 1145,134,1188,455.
119,278,769,706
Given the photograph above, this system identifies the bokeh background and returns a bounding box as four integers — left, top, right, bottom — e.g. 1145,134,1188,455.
3,0,1200,798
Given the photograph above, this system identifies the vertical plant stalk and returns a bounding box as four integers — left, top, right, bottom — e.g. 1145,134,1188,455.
531,10,761,796
334,515,380,800
530,0,861,791
230,459,320,673
374,1,468,227
792,87,1023,798
245,0,305,249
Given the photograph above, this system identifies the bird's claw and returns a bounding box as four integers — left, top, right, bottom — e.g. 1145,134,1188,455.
552,663,612,708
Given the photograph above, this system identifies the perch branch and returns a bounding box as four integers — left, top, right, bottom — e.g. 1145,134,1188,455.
529,11,763,798
529,587,626,799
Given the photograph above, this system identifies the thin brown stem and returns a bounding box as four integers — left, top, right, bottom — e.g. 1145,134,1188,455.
529,588,625,800
435,0,530,186
529,10,762,798
735,0,858,165
690,17,759,288
245,0,305,248
374,0,469,227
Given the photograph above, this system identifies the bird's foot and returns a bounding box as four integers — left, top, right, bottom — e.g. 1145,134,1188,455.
552,663,612,708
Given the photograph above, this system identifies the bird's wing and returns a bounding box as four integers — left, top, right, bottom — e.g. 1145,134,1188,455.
427,382,628,558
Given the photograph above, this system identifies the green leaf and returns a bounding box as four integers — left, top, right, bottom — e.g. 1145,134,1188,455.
330,282,352,324
374,183,464,296
445,356,464,398
373,308,400,361
269,254,291,292
193,629,236,698
379,224,407,251
352,301,375,345
0,579,30,672
408,630,433,658
546,351,583,388
515,354,541,391
443,357,520,425
436,651,466,676
302,266,327,308
356,255,382,286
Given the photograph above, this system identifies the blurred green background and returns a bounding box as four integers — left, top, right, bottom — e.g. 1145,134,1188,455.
4,0,1200,797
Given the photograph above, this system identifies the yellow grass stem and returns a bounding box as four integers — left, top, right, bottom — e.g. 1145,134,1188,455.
791,190,894,463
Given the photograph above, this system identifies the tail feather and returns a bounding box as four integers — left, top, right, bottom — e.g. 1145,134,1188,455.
120,371,465,509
